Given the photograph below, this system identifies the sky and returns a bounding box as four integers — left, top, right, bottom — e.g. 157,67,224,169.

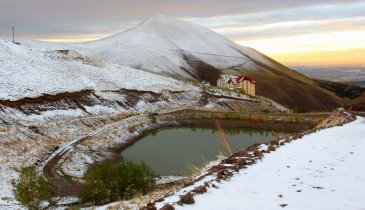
1,0,364,66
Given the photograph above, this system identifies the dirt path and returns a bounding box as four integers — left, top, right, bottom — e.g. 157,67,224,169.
43,147,81,197
41,107,216,197
41,108,185,197
41,114,141,196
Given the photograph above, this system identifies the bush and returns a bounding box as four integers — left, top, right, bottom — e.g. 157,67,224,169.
14,166,54,210
148,113,157,123
79,160,155,205
127,125,138,133
262,109,271,114
293,107,310,113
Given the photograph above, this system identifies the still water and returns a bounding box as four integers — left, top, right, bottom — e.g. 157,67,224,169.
122,126,289,176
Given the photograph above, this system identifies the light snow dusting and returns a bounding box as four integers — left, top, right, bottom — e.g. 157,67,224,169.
0,39,196,101
0,15,364,210
155,117,365,210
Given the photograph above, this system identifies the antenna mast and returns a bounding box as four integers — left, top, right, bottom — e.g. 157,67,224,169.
12,26,15,43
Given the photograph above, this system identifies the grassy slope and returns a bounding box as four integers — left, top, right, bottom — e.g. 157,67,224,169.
314,80,365,99
235,47,345,111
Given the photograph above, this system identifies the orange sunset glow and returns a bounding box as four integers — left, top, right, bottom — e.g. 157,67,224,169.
2,0,365,66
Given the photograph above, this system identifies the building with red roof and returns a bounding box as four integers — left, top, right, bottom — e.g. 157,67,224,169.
217,74,256,96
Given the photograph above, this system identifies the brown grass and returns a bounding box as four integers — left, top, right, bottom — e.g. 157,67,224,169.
216,119,232,156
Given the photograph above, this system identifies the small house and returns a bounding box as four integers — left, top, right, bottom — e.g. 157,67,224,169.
217,74,256,96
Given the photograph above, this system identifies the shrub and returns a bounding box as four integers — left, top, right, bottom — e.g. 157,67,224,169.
14,166,54,210
293,107,310,113
262,109,271,114
127,125,138,133
148,113,158,123
79,160,155,205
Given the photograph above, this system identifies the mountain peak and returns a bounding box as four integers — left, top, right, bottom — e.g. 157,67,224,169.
148,14,177,22
141,14,185,28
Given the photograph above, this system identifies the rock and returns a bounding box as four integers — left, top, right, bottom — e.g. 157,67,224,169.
236,159,247,166
253,150,263,157
216,169,233,179
223,157,236,164
269,139,279,146
246,158,256,165
217,170,225,179
268,145,276,151
192,185,207,194
146,202,157,210
247,143,261,151
204,181,210,187
159,204,175,210
179,193,195,204
154,198,165,202
280,204,288,208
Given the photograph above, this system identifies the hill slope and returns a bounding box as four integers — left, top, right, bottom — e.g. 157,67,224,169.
0,39,204,122
76,15,344,111
1,40,282,124
346,93,365,111
24,15,344,111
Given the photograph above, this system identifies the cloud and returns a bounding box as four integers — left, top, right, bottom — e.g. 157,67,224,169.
187,3,365,37
0,0,364,65
0,0,364,40
213,17,365,41
241,30,365,54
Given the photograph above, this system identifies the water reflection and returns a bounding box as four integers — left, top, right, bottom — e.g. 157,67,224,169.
121,126,289,176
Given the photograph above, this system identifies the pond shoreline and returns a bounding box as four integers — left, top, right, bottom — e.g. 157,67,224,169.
43,109,329,205
110,113,322,157
99,109,355,210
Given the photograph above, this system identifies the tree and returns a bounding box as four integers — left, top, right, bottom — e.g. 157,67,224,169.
79,160,155,205
14,166,54,210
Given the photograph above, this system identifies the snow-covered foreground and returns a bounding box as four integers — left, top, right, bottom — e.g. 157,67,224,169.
155,117,365,210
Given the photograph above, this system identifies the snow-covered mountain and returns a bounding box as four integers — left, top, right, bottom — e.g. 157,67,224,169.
1,38,279,124
75,15,345,111
34,15,311,83
21,15,344,111
77,15,260,79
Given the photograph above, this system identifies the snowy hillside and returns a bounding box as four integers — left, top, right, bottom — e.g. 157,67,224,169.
79,15,255,78
0,39,194,101
154,117,365,210
24,15,294,82
0,39,215,124
22,15,344,111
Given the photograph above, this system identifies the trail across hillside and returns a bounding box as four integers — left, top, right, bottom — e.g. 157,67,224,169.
41,114,140,196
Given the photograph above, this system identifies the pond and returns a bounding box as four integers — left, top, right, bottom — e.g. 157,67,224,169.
121,126,290,176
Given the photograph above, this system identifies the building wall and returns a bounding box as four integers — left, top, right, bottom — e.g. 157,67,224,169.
251,83,256,96
217,79,222,88
242,80,256,96
217,76,255,96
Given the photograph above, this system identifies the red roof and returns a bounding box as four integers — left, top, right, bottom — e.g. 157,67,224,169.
245,76,256,84
227,75,256,84
228,76,245,85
